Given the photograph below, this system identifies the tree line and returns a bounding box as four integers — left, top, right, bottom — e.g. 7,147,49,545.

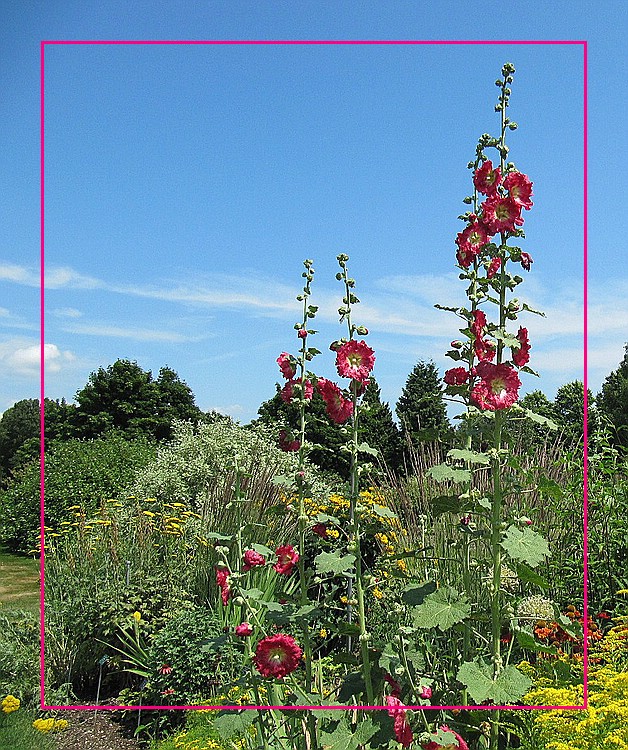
1,344,627,486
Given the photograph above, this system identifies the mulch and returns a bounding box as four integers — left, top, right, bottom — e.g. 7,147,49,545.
53,709,141,750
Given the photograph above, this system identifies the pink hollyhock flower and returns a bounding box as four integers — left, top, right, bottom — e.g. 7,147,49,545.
421,725,469,750
471,361,521,411
455,221,489,268
276,352,296,380
215,567,231,605
386,696,413,748
473,159,501,195
235,622,253,637
253,634,302,679
335,339,376,383
384,673,402,698
280,379,313,403
419,685,432,700
444,367,470,386
274,544,299,575
278,429,300,452
311,523,328,538
512,326,531,367
520,251,533,271
504,171,533,209
470,309,487,337
481,195,524,235
243,549,266,572
474,336,496,362
317,378,354,424
487,256,502,279
297,328,308,339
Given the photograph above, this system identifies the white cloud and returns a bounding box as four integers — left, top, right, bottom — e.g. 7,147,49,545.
0,340,76,376
61,323,203,343
52,307,83,318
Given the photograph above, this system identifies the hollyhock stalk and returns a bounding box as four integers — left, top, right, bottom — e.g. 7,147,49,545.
336,254,375,705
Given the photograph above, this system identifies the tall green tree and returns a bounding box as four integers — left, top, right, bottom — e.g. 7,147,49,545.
73,359,202,441
360,376,403,473
597,344,628,447
553,380,596,446
395,360,450,447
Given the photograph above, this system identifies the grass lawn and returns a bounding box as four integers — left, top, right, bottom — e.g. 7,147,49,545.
0,550,40,615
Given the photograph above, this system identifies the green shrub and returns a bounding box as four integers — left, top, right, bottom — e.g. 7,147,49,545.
0,431,155,554
0,609,40,708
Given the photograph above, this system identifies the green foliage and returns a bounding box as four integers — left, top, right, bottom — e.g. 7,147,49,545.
501,525,551,568
148,608,242,703
0,609,40,707
395,360,451,448
412,586,471,631
72,359,203,441
597,344,628,447
0,431,155,553
0,707,57,750
553,380,596,445
456,661,532,704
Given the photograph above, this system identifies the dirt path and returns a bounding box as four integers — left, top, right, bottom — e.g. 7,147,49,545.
53,709,142,750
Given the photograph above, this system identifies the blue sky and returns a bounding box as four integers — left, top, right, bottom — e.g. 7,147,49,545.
1,2,626,424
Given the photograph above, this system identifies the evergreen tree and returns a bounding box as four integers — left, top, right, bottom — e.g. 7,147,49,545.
360,377,403,473
597,344,628,447
395,360,450,447
553,380,596,446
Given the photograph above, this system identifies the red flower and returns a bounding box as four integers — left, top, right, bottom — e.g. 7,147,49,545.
297,328,308,339
455,221,489,268
317,378,354,424
386,697,413,748
161,688,176,696
421,725,469,750
481,195,524,235
470,309,487,337
278,429,300,452
253,634,302,679
520,252,533,271
487,256,502,279
274,545,299,575
215,566,231,605
473,160,501,195
512,326,531,367
280,379,313,403
311,523,328,538
158,664,172,675
276,352,296,380
384,674,401,698
418,685,432,699
335,340,376,383
597,612,611,620
235,622,253,637
474,337,496,362
444,367,470,386
504,171,533,209
243,549,266,572
471,361,521,411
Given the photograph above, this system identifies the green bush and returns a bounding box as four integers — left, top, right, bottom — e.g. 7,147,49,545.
0,609,40,708
0,431,155,553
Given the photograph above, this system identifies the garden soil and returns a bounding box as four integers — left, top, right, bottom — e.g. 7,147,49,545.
53,710,140,750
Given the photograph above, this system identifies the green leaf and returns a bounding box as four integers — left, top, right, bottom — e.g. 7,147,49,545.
515,628,557,654
520,365,540,377
412,586,471,631
205,532,233,541
401,581,437,606
427,463,472,483
314,551,356,575
434,304,460,313
331,652,360,666
501,526,550,568
213,710,258,740
521,302,546,317
515,562,549,589
251,543,274,557
369,504,397,519
457,662,533,704
493,328,521,347
294,604,321,622
538,475,563,500
319,717,377,750
447,448,491,465
357,441,379,456
523,408,558,430
557,614,584,640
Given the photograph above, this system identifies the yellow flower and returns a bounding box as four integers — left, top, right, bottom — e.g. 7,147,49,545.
132,611,142,622
1,694,20,713
143,511,156,517
372,587,384,600
33,717,56,733
319,628,328,638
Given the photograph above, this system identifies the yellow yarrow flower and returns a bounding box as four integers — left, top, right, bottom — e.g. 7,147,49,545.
1,694,20,713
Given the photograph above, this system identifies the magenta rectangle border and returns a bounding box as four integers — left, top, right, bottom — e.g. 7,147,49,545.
39,38,589,713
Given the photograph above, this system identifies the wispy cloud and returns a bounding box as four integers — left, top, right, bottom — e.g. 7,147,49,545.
52,307,83,318
61,323,204,343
